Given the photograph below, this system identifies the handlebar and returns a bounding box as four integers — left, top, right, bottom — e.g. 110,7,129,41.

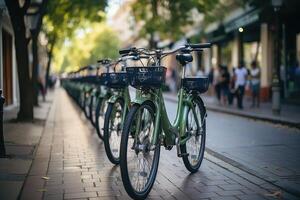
187,43,211,49
119,43,211,58
119,47,136,55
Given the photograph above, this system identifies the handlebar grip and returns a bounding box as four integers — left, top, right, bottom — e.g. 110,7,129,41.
119,48,133,55
188,43,211,49
119,49,130,55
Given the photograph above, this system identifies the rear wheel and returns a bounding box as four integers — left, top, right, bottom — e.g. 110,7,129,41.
180,96,206,173
95,98,107,140
103,98,124,164
120,101,160,200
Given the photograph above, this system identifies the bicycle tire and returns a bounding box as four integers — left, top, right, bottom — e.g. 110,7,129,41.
95,97,106,140
103,98,124,164
120,101,160,199
180,96,206,173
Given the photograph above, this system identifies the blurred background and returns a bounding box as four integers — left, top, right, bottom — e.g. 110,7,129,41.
1,0,300,120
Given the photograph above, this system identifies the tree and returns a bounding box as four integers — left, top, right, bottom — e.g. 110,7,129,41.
4,0,107,120
57,23,120,73
4,0,34,121
30,0,49,106
43,0,107,89
131,0,218,48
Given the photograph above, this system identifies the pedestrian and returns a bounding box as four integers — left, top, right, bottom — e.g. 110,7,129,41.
38,76,46,102
219,66,230,105
214,65,221,104
228,68,236,105
208,68,214,84
234,61,248,109
196,67,205,76
166,65,177,93
250,61,260,107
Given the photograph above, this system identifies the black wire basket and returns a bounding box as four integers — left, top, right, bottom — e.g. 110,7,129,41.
100,72,128,88
182,76,209,93
126,66,167,89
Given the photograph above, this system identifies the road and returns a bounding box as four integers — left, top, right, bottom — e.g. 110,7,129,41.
164,97,300,197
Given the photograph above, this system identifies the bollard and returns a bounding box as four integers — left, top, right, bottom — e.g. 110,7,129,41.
0,89,6,157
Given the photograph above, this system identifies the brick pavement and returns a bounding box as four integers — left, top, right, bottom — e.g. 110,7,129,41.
19,88,298,200
0,92,54,199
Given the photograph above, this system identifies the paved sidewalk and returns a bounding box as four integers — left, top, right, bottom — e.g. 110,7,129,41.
0,92,54,199
163,93,300,128
16,88,298,199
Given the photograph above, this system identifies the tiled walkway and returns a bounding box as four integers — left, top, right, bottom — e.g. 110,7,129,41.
19,89,297,199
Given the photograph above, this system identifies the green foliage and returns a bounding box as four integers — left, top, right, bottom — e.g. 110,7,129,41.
55,23,120,73
44,0,106,39
131,0,218,41
42,0,107,71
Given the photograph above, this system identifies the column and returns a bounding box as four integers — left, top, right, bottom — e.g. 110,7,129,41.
260,23,273,101
231,34,239,68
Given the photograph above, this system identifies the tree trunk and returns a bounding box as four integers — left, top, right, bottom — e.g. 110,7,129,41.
5,0,34,121
45,38,56,92
149,0,158,49
15,26,34,120
32,32,39,106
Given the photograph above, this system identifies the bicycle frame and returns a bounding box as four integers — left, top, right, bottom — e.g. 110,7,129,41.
107,87,131,125
131,66,201,154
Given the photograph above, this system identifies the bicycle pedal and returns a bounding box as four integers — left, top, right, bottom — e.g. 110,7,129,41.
178,153,189,157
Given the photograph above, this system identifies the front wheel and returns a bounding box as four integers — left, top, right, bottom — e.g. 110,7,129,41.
180,96,206,173
89,95,98,127
103,98,125,164
83,92,91,119
120,101,160,200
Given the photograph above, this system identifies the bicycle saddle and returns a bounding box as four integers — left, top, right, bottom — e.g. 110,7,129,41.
176,53,193,65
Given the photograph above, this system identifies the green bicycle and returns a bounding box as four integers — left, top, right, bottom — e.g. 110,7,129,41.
103,54,149,164
94,59,114,140
119,43,211,199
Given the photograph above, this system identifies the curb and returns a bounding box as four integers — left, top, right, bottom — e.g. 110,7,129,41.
163,95,300,129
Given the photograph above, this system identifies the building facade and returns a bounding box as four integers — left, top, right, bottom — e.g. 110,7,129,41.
203,1,300,102
0,1,19,108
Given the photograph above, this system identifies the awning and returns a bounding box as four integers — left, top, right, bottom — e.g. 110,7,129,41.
224,9,260,33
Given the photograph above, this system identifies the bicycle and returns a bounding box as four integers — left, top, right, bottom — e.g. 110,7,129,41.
93,59,114,140
119,43,211,199
103,54,149,164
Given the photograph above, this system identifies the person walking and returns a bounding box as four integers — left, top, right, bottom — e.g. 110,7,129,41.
219,66,230,105
214,65,222,104
250,61,261,107
228,68,236,105
234,61,248,109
